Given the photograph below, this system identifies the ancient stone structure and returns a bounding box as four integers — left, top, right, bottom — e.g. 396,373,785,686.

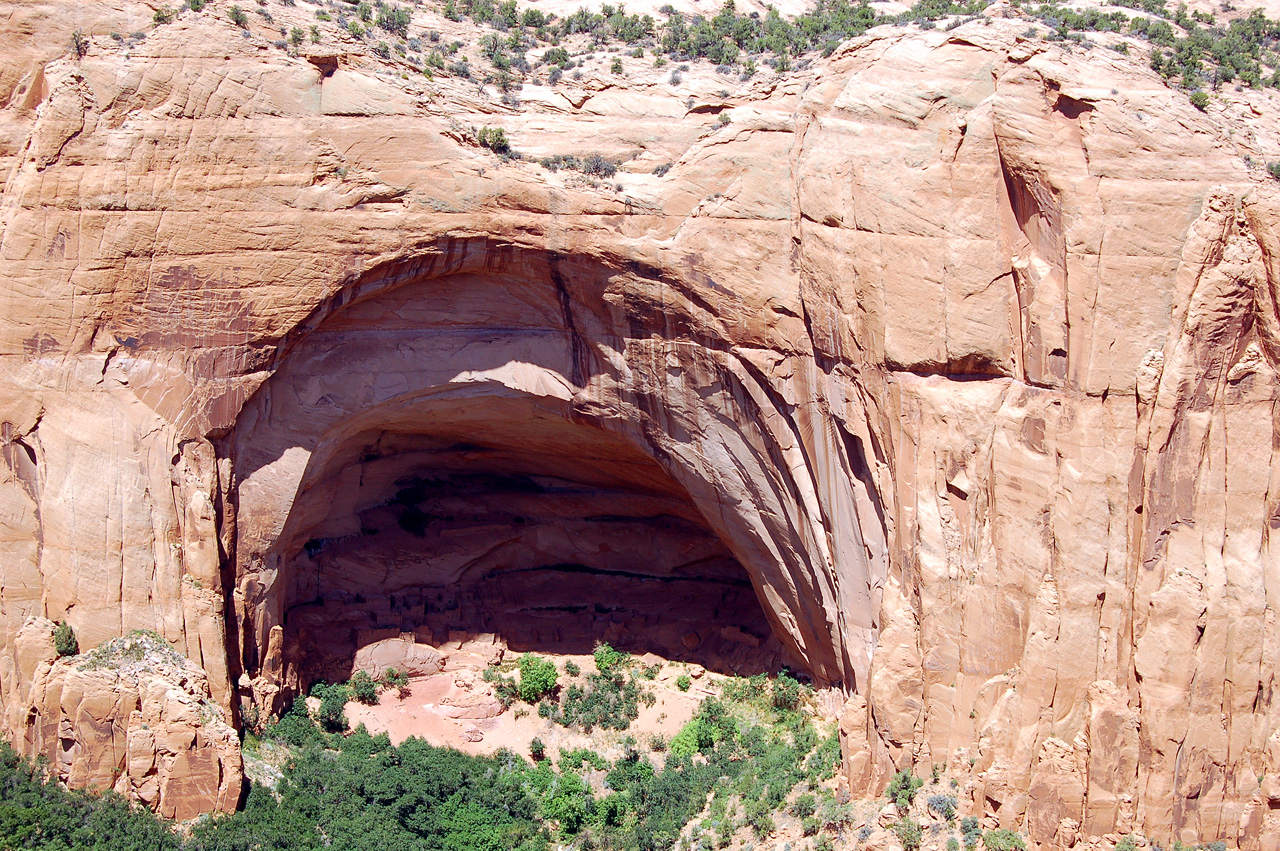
1,0,1278,847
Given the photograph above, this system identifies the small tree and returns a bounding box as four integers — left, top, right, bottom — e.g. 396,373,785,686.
894,818,923,851
529,736,546,761
772,671,802,710
314,683,349,732
477,126,510,154
53,622,78,658
382,667,411,698
229,5,248,28
349,671,379,705
290,26,305,47
927,793,957,821
593,641,628,676
518,653,558,703
71,31,89,58
886,769,923,810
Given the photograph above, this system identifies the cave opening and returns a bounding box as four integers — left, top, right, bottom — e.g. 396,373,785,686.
272,396,790,690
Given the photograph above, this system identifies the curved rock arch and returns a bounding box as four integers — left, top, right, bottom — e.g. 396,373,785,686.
223,238,884,706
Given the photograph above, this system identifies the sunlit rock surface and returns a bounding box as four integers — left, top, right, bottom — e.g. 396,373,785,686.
1,0,1278,845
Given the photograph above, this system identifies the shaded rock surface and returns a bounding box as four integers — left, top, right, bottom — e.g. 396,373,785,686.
0,0,1277,846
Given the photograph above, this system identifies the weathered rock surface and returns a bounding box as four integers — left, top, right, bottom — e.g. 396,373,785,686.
0,0,1278,846
3,618,242,820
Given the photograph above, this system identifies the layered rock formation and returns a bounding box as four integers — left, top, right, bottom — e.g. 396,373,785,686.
3,618,241,819
0,0,1278,846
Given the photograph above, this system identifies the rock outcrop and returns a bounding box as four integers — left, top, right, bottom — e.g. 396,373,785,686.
3,619,242,820
0,0,1278,845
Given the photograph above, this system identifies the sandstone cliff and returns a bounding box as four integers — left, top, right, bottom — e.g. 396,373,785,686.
0,0,1277,846
3,618,242,819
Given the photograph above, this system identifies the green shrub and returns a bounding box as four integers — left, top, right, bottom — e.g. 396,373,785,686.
677,673,692,691
349,670,379,705
564,660,580,676
772,672,802,710
949,838,961,851
376,3,411,36
611,57,624,73
1268,162,1280,181
1115,837,1138,851
53,621,78,657
518,653,559,703
153,6,174,23
263,696,321,747
1190,90,1210,110
0,743,183,849
886,769,923,809
546,666,644,732
961,816,982,851
593,641,628,674
982,828,1027,851
381,666,410,697
483,665,520,707
746,800,775,838
312,682,349,732
229,4,248,27
894,818,923,851
559,747,608,771
927,793,957,821
477,126,510,154
790,793,817,818
530,737,546,761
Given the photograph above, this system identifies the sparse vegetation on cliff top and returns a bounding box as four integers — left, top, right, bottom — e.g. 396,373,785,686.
76,629,187,676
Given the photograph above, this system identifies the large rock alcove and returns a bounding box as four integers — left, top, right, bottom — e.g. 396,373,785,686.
224,242,866,707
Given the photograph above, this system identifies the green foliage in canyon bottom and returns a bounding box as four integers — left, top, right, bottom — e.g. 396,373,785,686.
0,672,847,851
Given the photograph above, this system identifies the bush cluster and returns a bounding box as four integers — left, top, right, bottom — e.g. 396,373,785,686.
542,665,644,732
476,126,510,154
928,792,958,821
983,828,1028,851
517,653,559,703
886,769,924,809
1,669,845,851
53,622,78,658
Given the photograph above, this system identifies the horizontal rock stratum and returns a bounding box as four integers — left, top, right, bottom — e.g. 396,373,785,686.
1,0,1278,848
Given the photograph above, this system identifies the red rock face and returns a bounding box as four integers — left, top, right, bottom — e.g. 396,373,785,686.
4,619,242,820
0,1,1278,845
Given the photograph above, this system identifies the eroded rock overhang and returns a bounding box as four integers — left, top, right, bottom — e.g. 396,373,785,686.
220,240,888,708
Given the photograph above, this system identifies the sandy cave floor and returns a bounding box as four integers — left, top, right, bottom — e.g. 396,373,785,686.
342,648,711,764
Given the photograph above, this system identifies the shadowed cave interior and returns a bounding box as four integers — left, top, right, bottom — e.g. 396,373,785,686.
276,405,790,687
